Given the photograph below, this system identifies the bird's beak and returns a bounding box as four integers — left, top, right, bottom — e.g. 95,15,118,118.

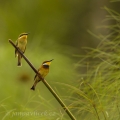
26,33,29,35
46,59,54,65
49,59,54,62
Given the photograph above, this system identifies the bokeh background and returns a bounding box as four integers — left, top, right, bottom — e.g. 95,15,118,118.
0,0,120,120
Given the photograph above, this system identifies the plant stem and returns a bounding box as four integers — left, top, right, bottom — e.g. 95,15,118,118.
9,39,76,120
93,104,100,120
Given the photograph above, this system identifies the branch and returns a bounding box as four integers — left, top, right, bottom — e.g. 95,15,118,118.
9,39,76,120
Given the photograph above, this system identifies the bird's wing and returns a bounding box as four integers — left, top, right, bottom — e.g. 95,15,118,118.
34,74,37,80
34,68,40,80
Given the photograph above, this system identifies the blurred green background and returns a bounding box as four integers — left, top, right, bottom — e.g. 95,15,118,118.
0,0,120,120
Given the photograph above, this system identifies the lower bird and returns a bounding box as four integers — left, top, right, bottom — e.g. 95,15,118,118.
15,33,28,66
31,59,54,90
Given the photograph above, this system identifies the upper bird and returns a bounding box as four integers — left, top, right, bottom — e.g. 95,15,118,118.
15,33,28,66
31,59,54,90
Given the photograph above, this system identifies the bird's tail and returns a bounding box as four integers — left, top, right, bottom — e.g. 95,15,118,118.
30,80,41,91
31,85,35,90
17,54,22,66
30,81,37,91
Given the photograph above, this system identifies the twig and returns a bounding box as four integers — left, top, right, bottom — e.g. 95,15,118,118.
9,39,76,120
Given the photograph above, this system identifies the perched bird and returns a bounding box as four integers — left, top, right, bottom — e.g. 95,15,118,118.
31,59,54,90
15,33,28,66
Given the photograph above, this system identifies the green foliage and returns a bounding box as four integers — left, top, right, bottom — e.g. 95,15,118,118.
61,6,120,120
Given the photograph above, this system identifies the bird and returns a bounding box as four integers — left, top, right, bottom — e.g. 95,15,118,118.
31,59,54,90
15,33,28,66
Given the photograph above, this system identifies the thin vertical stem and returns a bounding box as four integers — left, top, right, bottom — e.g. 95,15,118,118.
93,104,100,120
